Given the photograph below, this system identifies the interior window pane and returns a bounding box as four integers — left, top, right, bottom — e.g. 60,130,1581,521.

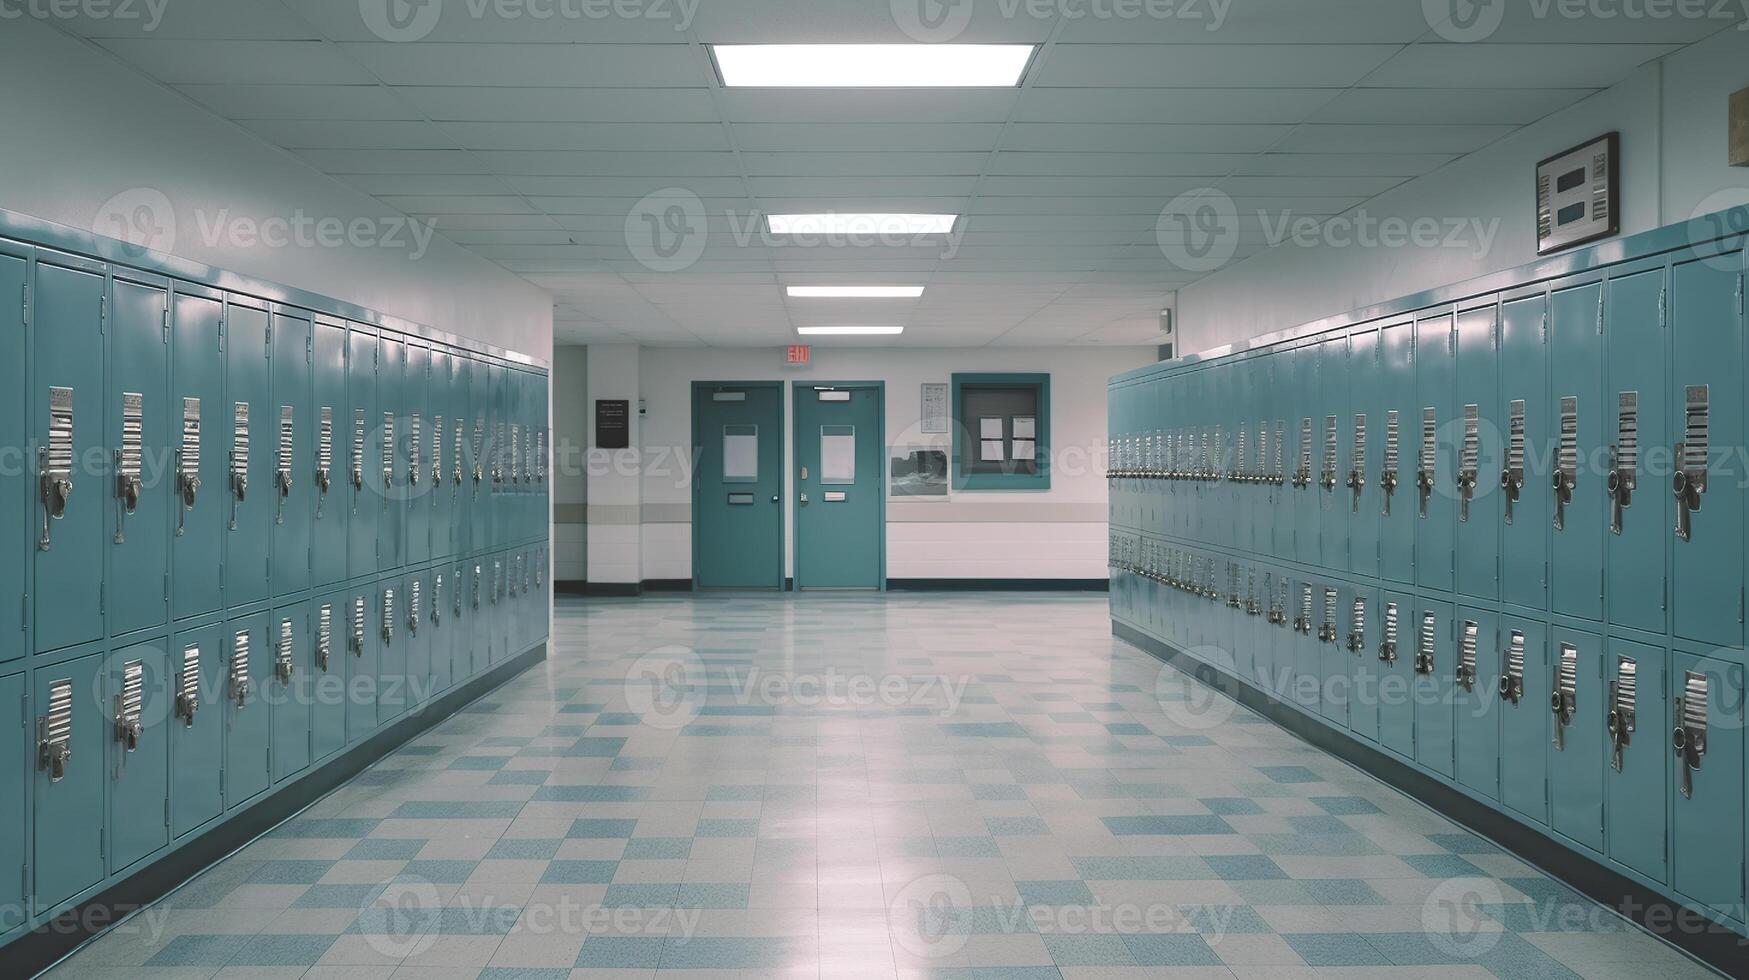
821,425,856,485
723,424,758,483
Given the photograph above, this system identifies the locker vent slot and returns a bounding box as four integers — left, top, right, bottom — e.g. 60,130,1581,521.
473,564,482,608
1458,404,1479,520
1676,670,1709,798
1294,418,1312,487
539,429,548,482
1272,420,1285,482
352,596,366,654
1235,425,1248,479
1609,656,1637,771
317,405,333,493
1416,408,1436,516
1501,631,1525,705
230,630,251,707
1318,587,1338,642
1244,567,1258,615
1294,583,1312,634
409,578,422,635
495,422,508,483
317,603,333,672
276,618,295,684
351,409,366,490
1415,611,1436,674
382,411,395,489
39,678,74,781
1676,384,1708,540
1456,620,1479,691
118,391,144,514
1380,601,1398,663
41,386,75,547
382,588,395,645
231,402,250,496
1212,425,1224,479
1383,410,1400,473
1348,414,1367,508
1555,396,1578,529
408,414,422,486
276,404,295,495
455,417,466,484
1553,643,1577,749
493,560,503,603
1614,391,1638,488
179,397,202,511
1347,596,1366,652
115,659,144,751
176,643,200,725
1321,415,1337,489
1504,400,1525,522
1227,562,1241,608
473,420,485,483
537,548,546,588
432,415,444,487
433,574,444,625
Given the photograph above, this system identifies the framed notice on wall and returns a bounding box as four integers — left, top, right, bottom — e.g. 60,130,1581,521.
595,399,630,449
920,383,949,433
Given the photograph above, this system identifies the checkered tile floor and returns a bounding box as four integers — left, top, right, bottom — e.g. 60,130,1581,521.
47,593,1720,979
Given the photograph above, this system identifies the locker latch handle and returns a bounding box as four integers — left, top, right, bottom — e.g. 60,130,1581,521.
1673,442,1703,541
1346,628,1365,654
316,464,331,495
1552,470,1573,530
1499,672,1523,706
1455,661,1476,693
350,461,364,492
38,447,72,552
1607,445,1633,536
1455,469,1477,522
1379,468,1397,517
1415,466,1435,518
117,457,142,515
175,688,198,728
1607,682,1634,773
231,673,250,708
1346,466,1364,512
1550,690,1573,749
275,657,294,685
1499,467,1521,523
1378,639,1397,665
36,719,70,783
178,451,200,509
1672,702,1706,800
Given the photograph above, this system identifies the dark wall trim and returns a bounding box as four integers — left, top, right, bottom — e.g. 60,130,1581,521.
1114,622,1748,980
17,643,549,980
555,580,588,595
890,578,1109,592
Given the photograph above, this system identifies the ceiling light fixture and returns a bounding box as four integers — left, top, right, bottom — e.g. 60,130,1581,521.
786,286,926,299
796,326,906,336
712,44,1034,88
766,213,957,236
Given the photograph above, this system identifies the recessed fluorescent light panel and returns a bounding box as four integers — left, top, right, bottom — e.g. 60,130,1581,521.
796,326,906,336
713,44,1034,88
787,286,926,299
767,214,957,237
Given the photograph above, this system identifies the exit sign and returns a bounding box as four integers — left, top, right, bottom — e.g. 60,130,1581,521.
786,344,810,365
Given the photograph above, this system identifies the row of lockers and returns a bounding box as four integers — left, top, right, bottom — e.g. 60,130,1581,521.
0,241,551,660
1108,249,1746,652
0,547,548,932
1109,545,1746,930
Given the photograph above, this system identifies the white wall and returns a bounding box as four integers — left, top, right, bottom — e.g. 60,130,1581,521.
0,18,551,360
568,345,1153,583
551,346,588,582
1179,27,1749,355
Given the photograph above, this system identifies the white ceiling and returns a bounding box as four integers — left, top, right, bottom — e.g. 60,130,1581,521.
49,0,1734,348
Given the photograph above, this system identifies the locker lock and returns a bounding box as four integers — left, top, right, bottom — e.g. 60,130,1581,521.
1378,637,1397,665
1414,466,1435,513
179,468,200,509
1607,664,1636,773
117,470,142,514
115,712,142,753
317,464,331,494
1673,671,1708,799
232,462,248,502
351,459,364,492
38,679,74,783
37,725,70,783
1499,468,1522,510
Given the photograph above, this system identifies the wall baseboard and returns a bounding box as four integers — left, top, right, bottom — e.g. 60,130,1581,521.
1113,622,1748,980
889,578,1109,592
15,643,548,980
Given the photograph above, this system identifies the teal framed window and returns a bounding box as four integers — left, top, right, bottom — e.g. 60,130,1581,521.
951,373,1050,490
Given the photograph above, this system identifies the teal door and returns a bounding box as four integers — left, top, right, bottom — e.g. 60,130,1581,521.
693,383,783,589
794,384,884,589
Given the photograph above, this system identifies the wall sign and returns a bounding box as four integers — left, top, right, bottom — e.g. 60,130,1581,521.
920,382,949,434
594,399,630,450
1536,132,1618,255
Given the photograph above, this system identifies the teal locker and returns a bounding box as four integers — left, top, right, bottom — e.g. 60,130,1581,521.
377,576,408,723
1670,650,1745,924
170,290,225,621
449,560,471,682
1549,627,1604,852
1548,281,1605,622
168,622,223,837
32,258,107,654
1378,320,1416,584
310,594,347,762
1670,255,1745,649
1316,581,1347,727
469,557,490,678
1290,352,1320,565
490,363,511,550
377,333,406,571
406,342,432,566
1498,616,1549,824
1287,576,1319,714
1498,294,1549,609
1233,562,1258,684
1377,592,1415,760
1319,338,1348,569
1346,583,1379,743
270,603,311,783
1412,597,1455,778
224,302,272,608
1604,637,1667,884
270,312,313,597
0,672,23,934
430,348,456,561
1259,569,1288,695
106,639,169,873
1414,310,1456,594
346,586,380,742
404,567,432,707
346,327,379,578
1232,368,1255,555
31,647,105,914
224,612,271,808
429,565,454,695
1347,329,1381,578
1603,268,1667,634
0,252,25,656
1453,606,1501,800
492,553,511,664
107,274,170,637
311,319,348,586
1454,305,1500,601
536,375,551,547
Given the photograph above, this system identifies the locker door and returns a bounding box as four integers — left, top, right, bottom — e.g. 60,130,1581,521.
1377,592,1415,760
1348,330,1381,578
454,559,474,680
1549,281,1605,622
1233,562,1257,683
171,291,225,621
224,612,271,807
1603,268,1667,634
345,587,380,742
465,356,488,556
271,312,313,597
33,259,107,654
1414,310,1456,594
404,567,433,707
310,594,347,762
1232,367,1255,556
0,672,23,934
377,333,406,570
1291,350,1320,565
32,648,105,913
169,623,223,837
430,348,455,562
1604,638,1667,883
311,320,348,587
1268,361,1292,559
1453,606,1501,800
472,558,493,672
224,302,272,608
1412,598,1455,778
1454,305,1500,601
1288,576,1320,714
406,342,432,566
1346,583,1379,742
536,375,550,547
1549,627,1604,852
107,274,170,636
1498,294,1548,609
346,327,379,577
429,566,453,695
377,576,408,723
0,253,25,657
1317,581,1347,727
1670,255,1745,649
489,362,509,551
1319,338,1348,569
1670,651,1745,923
107,639,169,873
270,603,311,783
1378,320,1416,584
1498,616,1549,825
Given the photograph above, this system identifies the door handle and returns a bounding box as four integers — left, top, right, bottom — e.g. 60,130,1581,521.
771,495,780,503
799,493,809,506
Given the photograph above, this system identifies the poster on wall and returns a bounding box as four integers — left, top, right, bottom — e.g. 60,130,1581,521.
920,383,949,434
890,448,949,498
